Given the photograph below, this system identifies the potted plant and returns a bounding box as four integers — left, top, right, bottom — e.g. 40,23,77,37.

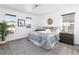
0,21,14,44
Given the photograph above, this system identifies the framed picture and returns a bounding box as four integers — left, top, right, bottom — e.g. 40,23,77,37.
18,19,25,27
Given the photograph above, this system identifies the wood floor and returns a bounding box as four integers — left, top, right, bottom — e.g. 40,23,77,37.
0,39,79,55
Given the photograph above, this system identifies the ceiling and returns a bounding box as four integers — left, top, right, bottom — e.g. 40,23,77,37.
0,4,79,15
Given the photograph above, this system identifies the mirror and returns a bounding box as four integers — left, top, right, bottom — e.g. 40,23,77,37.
47,18,53,25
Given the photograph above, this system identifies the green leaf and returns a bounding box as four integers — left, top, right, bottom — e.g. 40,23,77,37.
0,21,14,41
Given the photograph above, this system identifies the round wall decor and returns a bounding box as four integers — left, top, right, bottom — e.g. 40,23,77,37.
47,18,53,25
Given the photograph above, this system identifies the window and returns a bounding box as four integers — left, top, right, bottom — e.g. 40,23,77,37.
26,17,32,28
5,14,16,30
61,12,75,34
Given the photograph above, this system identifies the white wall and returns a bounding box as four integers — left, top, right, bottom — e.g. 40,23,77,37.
0,7,39,41
39,5,79,44
1,5,79,44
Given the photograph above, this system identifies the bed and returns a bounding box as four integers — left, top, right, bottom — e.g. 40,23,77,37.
28,30,60,50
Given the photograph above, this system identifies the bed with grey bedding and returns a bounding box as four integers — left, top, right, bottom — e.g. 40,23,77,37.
28,31,60,50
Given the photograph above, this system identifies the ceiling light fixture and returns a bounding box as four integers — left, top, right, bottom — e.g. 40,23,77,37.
32,4,41,9
26,4,41,12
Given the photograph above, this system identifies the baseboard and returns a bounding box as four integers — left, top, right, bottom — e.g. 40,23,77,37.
7,37,27,42
74,43,79,46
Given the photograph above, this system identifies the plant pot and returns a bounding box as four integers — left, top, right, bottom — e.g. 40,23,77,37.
0,40,7,44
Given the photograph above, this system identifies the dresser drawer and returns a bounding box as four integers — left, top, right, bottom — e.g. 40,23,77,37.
60,33,74,45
